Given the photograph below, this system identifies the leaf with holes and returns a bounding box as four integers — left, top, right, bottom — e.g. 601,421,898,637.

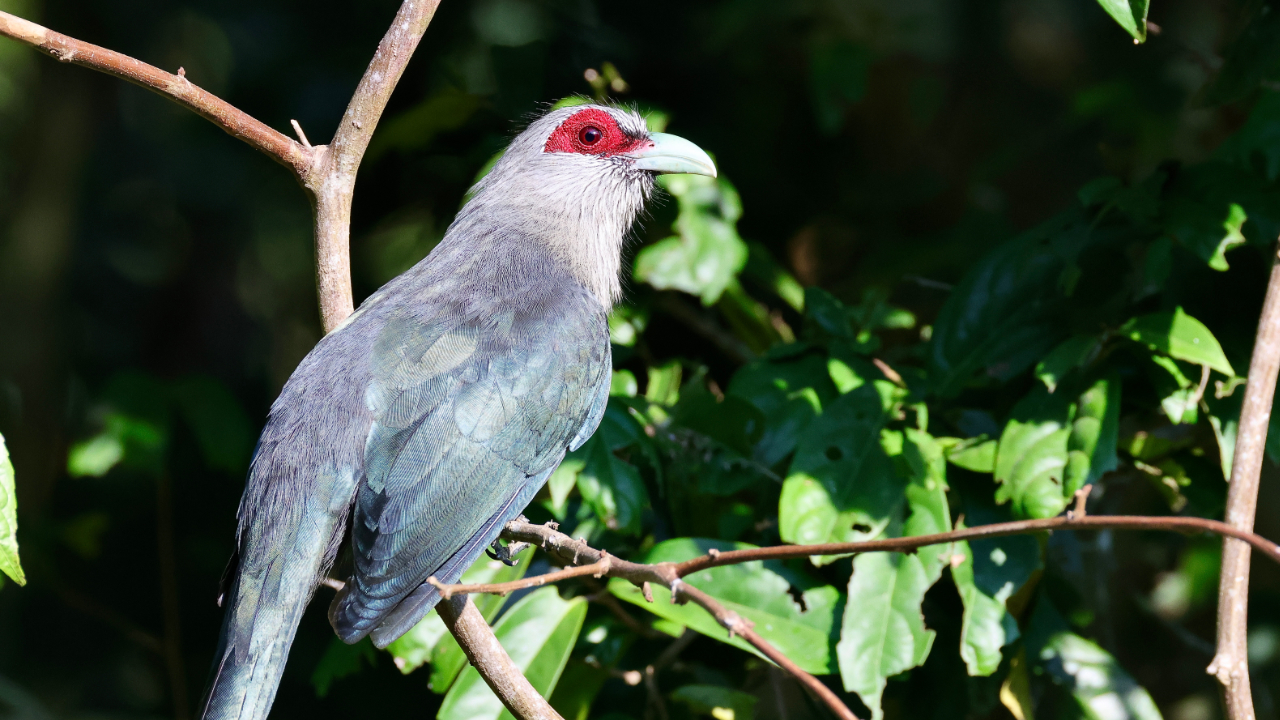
778,386,905,563
0,433,23,586
438,587,587,720
608,538,841,674
838,552,937,720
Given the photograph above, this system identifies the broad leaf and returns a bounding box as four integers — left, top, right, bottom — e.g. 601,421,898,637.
944,437,997,473
566,401,652,534
1121,307,1234,377
779,387,905,560
995,386,1074,519
1026,602,1163,720
0,432,23,586
1065,376,1120,494
838,552,937,720
609,538,841,674
727,351,836,467
438,587,587,720
390,549,532,677
671,685,758,720
634,174,747,305
1036,335,1100,393
952,529,1041,676
901,429,952,582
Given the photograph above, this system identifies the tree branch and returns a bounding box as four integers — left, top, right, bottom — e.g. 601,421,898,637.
0,11,309,175
1207,241,1280,720
436,596,564,720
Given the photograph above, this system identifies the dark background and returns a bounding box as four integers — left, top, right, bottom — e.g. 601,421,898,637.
0,0,1268,718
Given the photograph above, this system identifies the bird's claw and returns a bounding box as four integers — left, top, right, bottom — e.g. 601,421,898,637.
486,537,530,566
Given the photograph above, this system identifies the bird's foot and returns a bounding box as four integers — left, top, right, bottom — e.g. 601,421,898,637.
487,537,530,566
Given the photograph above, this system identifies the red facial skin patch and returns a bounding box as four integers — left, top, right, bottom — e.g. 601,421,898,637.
544,108,646,157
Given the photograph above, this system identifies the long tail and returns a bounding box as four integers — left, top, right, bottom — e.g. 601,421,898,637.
201,465,355,720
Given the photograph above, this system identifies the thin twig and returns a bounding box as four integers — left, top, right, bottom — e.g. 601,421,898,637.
428,555,612,599
0,11,309,174
1208,241,1280,720
437,596,564,720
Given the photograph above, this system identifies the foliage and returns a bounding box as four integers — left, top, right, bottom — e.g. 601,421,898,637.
9,0,1280,718
0,431,22,586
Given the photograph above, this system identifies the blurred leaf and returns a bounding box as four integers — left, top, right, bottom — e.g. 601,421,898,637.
635,175,748,305
779,387,905,558
838,552,937,719
929,214,1091,397
1208,387,1244,480
1026,602,1163,720
673,390,765,457
60,511,109,560
1065,375,1120,494
1204,4,1280,105
744,242,805,312
171,375,253,475
549,661,609,720
1121,307,1235,376
1036,335,1100,393
393,549,532,677
311,637,376,697
1219,92,1280,180
609,538,841,674
368,86,481,159
727,351,835,467
945,437,998,473
1159,163,1280,270
1000,647,1037,720
544,456,583,519
66,433,124,478
438,587,587,720
646,361,683,406
0,432,23,586
1095,0,1148,42
995,386,1074,519
809,39,870,134
672,684,758,720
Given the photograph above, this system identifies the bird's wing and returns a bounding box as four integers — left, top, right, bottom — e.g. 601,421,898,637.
330,290,609,642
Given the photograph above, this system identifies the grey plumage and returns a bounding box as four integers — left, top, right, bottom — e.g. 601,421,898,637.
201,104,712,720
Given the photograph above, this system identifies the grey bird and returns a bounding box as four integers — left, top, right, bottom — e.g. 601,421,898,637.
201,103,716,720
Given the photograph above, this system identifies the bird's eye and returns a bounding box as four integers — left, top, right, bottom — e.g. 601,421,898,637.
579,126,603,145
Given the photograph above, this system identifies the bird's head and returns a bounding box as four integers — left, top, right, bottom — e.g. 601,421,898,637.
452,103,717,307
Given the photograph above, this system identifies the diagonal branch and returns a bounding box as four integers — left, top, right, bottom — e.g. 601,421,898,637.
0,11,309,175
1207,240,1280,720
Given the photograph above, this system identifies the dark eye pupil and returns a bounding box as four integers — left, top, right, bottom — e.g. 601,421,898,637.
580,126,602,144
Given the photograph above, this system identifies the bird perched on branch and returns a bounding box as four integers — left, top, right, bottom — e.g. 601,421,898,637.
201,104,716,720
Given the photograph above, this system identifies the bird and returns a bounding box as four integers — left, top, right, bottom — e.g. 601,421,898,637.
200,103,716,720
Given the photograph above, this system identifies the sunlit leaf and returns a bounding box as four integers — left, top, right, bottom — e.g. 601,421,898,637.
727,351,835,467
779,387,904,560
438,588,587,720
1026,602,1163,720
0,432,24,586
672,684,758,720
609,538,841,674
838,552,937,720
635,174,748,305
1036,335,1100,393
1094,0,1148,42
1121,307,1234,377
995,386,1074,519
952,524,1041,676
1065,375,1120,494
945,437,997,473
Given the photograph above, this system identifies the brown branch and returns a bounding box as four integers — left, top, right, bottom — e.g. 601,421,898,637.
1208,241,1280,720
0,11,309,175
436,596,564,720
428,554,612,599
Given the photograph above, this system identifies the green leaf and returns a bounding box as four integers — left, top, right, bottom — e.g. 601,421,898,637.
1065,375,1121,494
837,552,937,719
311,637,376,697
808,39,871,135
171,375,254,474
1095,0,1149,42
438,587,588,720
0,432,24,586
726,351,836,466
1026,602,1163,720
609,538,841,674
995,386,1075,519
945,437,997,473
929,213,1092,397
634,174,748,305
779,387,905,559
543,457,583,520
569,402,652,534
1036,335,1100,393
1121,307,1235,377
952,521,1041,677
901,429,952,582
672,685,758,720
391,549,532,677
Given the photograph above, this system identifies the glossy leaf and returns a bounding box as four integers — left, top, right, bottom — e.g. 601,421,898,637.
726,351,836,466
635,174,748,305
952,526,1041,677
0,432,23,586
438,587,587,720
1035,335,1100,393
779,387,905,559
945,437,997,473
995,386,1074,519
390,549,532,677
1095,0,1148,42
609,538,840,674
1121,307,1234,377
567,401,652,534
1065,376,1120,494
1026,602,1163,720
838,552,937,719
